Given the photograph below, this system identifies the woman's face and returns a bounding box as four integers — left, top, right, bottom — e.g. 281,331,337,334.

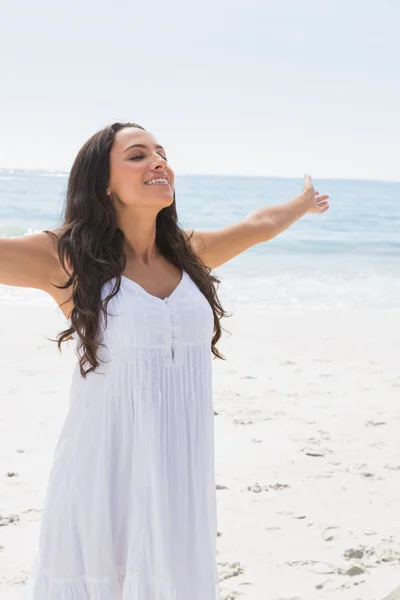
107,127,175,207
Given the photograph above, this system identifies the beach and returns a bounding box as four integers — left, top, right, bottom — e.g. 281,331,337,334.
1,0,399,590
1,301,399,599
1,170,399,599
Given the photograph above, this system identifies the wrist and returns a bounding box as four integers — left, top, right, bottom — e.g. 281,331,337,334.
298,190,315,213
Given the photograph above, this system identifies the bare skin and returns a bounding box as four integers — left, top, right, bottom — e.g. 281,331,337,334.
0,128,330,320
0,230,70,315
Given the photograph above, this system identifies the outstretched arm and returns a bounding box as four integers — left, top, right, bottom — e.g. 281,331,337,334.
186,174,330,270
0,231,61,290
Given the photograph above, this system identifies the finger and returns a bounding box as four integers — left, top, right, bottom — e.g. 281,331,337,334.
304,173,314,188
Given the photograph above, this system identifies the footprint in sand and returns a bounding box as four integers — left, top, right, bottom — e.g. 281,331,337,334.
218,561,244,581
0,513,20,527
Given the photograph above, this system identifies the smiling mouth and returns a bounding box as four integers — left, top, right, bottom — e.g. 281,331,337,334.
144,177,170,186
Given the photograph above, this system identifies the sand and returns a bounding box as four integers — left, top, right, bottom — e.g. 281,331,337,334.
0,302,399,600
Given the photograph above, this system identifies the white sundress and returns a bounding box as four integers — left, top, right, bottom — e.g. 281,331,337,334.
24,270,220,600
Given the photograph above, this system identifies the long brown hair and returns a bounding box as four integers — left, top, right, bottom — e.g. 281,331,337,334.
46,122,230,377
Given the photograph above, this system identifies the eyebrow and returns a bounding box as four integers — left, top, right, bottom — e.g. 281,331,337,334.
123,143,166,153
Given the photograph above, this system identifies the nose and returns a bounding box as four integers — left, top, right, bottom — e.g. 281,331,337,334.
152,155,168,170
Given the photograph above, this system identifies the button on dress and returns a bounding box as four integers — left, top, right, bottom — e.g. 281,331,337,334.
24,270,220,600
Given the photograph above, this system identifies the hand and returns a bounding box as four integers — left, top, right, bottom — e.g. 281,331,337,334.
302,174,330,214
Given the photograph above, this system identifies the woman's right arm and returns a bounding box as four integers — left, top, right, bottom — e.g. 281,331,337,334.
0,232,61,291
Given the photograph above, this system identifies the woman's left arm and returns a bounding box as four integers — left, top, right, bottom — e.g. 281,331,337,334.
186,174,330,270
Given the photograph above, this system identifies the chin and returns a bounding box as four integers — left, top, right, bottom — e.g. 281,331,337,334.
158,189,175,202
161,195,175,207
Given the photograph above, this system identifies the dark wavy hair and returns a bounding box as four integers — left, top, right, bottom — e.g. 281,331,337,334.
46,122,231,378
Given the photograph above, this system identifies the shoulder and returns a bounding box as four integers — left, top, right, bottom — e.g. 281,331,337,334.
183,228,207,260
39,228,73,290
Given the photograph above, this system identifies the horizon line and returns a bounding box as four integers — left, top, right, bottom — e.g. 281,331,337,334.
0,167,399,185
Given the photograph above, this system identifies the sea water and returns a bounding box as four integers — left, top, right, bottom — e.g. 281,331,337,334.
0,170,399,311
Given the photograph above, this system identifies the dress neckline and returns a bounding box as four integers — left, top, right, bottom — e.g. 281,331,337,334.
120,270,187,303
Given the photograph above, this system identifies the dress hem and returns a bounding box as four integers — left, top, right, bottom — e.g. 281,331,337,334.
24,556,220,600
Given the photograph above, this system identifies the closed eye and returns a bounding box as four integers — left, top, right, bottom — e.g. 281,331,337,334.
130,155,168,161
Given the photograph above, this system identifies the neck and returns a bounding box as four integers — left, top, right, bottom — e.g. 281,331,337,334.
117,209,160,265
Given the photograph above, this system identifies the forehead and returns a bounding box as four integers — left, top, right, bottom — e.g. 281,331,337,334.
112,127,160,152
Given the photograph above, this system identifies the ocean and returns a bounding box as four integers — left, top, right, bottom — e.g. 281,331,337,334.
0,170,399,311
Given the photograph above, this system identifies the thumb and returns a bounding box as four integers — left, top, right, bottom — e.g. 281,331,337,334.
303,173,314,189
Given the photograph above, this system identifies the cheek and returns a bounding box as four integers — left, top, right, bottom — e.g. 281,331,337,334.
113,164,143,190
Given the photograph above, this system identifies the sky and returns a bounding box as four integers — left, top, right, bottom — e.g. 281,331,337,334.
1,0,399,181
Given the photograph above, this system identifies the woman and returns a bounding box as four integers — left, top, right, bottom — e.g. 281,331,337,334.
0,122,329,600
